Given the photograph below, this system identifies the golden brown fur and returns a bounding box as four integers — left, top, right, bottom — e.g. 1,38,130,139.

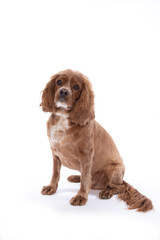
40,69,153,212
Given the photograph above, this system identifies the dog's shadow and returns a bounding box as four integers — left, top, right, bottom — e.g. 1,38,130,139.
56,188,100,198
45,186,124,215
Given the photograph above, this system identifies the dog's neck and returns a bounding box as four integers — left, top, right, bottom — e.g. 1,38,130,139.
54,108,69,119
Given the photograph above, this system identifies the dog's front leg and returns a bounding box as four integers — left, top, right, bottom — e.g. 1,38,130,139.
41,155,61,195
70,160,92,206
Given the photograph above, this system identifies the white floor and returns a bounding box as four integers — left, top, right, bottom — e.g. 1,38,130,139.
1,166,160,240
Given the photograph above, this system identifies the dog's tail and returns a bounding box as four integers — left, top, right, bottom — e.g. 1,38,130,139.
117,181,153,212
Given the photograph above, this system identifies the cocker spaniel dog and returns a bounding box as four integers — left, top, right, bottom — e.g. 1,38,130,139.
40,69,153,212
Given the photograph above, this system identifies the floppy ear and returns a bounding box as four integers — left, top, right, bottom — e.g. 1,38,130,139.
40,74,58,113
70,78,95,126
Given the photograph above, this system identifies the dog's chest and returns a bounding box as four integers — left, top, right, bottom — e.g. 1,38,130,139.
48,115,80,171
49,116,70,146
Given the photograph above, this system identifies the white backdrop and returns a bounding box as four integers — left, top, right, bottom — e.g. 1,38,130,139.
0,0,160,239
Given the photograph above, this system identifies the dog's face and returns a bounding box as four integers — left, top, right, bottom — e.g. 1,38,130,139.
41,69,95,126
54,72,83,111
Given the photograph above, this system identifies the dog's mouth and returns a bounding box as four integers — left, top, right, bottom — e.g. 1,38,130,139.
59,98,65,102
55,100,72,110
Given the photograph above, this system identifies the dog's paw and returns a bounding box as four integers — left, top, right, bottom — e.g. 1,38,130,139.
99,187,118,199
41,184,58,195
67,175,80,183
99,189,112,199
70,194,87,206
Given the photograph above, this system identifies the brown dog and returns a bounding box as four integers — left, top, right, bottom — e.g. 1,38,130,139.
40,69,153,212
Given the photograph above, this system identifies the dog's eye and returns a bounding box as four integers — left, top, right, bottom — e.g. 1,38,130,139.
57,80,62,85
74,84,79,90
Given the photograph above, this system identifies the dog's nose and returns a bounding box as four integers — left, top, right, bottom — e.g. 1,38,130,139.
59,88,69,99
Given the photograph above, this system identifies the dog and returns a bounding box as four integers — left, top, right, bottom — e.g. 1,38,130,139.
40,69,153,212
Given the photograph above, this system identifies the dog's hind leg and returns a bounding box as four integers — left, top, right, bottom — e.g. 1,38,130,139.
98,163,125,199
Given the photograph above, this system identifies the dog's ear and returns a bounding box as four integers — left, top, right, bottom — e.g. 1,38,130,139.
40,74,59,113
70,77,95,126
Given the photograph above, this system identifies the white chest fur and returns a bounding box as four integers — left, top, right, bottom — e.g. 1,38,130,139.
49,116,70,146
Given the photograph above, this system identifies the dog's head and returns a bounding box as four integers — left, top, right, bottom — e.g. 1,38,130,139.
40,69,95,126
